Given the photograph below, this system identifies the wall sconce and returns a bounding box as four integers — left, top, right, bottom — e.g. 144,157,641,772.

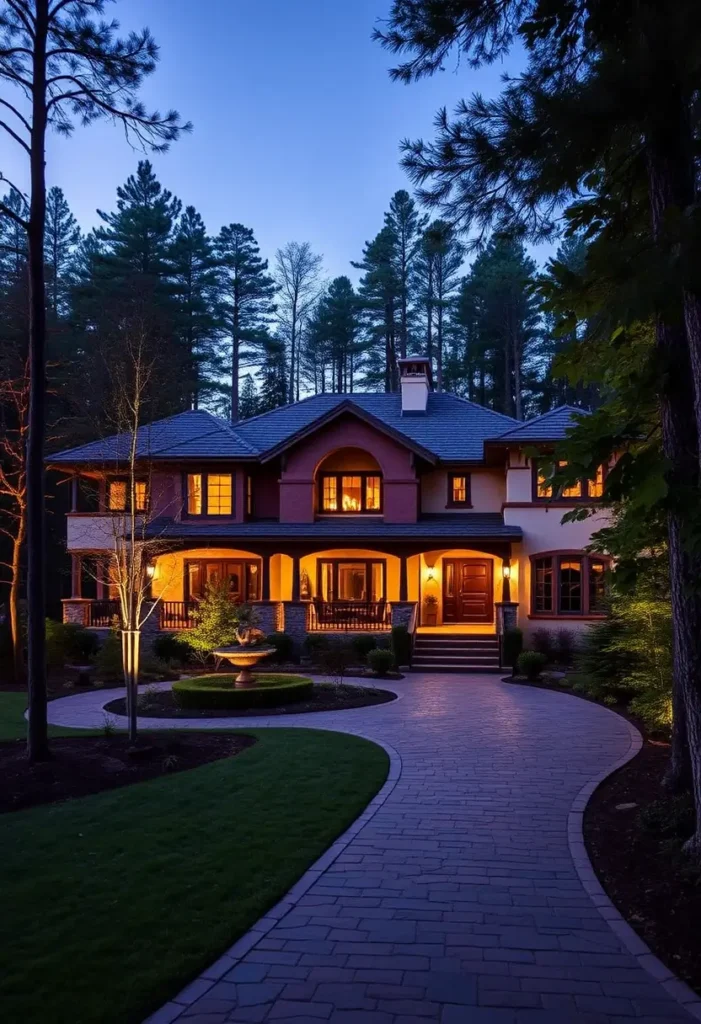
502,560,511,601
146,564,155,580
426,568,435,582
502,564,511,580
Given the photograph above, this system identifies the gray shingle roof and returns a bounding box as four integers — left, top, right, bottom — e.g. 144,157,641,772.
493,405,589,442
49,393,581,466
233,392,518,461
49,410,255,463
145,513,521,542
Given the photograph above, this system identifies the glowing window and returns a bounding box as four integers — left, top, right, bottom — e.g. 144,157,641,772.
450,474,469,505
341,476,362,512
207,474,232,516
559,461,582,499
108,480,127,511
536,469,553,499
559,558,583,613
366,475,381,511
135,481,148,512
589,559,607,611
322,476,338,511
187,474,202,515
534,557,553,612
588,465,604,499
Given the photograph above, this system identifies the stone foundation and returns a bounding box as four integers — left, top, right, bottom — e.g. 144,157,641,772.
253,601,284,637
390,601,416,630
281,602,309,656
62,599,91,627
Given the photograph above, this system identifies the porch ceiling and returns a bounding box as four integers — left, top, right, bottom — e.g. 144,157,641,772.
144,513,522,543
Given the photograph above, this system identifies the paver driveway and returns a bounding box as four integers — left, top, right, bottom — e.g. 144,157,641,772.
49,673,698,1024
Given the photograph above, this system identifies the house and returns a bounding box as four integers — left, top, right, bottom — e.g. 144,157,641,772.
51,357,610,670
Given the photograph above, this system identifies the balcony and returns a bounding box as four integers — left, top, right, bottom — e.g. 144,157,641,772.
307,600,391,632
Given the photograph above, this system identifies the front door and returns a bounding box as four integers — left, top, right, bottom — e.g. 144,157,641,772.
442,559,493,624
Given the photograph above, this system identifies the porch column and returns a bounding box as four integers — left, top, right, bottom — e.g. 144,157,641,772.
399,554,408,602
262,553,271,601
71,553,82,598
291,554,301,602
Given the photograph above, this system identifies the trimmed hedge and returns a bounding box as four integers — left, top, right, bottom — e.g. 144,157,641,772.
172,673,314,710
368,649,395,677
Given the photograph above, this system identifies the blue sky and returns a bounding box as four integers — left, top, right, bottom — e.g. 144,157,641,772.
5,0,526,281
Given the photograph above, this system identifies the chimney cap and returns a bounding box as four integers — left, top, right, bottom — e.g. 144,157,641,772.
398,355,433,387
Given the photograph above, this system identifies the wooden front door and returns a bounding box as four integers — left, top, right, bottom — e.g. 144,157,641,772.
442,559,493,624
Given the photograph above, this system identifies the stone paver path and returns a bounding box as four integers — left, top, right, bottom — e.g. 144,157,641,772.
48,674,700,1024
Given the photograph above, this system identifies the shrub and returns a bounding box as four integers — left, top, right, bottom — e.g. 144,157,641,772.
46,619,99,669
502,627,523,670
172,673,313,710
367,648,395,676
302,634,329,658
266,631,295,663
391,624,411,667
318,640,354,682
573,616,635,705
531,628,554,659
517,651,548,681
153,632,193,665
187,582,256,664
554,629,576,666
94,629,123,680
352,634,381,662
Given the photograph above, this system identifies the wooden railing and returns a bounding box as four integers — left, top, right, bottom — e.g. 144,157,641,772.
85,600,121,628
159,601,199,630
307,600,391,632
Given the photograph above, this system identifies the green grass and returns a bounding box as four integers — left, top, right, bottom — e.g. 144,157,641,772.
0,695,389,1024
0,690,97,741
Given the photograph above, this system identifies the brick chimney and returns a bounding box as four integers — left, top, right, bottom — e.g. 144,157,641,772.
398,356,432,415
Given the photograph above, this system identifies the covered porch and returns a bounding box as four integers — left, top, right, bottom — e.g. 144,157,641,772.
64,537,520,640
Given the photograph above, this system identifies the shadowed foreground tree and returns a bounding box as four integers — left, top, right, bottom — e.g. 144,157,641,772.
376,0,701,852
0,0,189,760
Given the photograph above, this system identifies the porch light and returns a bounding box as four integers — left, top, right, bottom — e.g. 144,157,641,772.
502,564,511,579
426,568,435,582
146,564,155,580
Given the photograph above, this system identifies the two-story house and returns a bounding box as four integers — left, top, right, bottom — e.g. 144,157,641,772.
51,357,610,671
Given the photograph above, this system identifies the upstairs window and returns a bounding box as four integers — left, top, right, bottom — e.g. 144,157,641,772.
533,460,606,502
447,473,471,507
186,473,233,516
531,553,609,617
319,472,382,514
107,478,148,512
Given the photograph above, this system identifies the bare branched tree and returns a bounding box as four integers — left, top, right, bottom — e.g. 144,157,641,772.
0,364,28,682
274,242,323,403
0,0,190,759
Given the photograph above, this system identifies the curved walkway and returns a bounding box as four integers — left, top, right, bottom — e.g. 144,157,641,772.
49,674,700,1024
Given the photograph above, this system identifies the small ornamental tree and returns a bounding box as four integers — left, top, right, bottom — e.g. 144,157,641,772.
187,581,242,665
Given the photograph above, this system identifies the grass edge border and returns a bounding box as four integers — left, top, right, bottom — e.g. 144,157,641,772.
143,732,402,1024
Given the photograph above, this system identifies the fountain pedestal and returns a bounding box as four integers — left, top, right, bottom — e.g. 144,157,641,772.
212,645,275,688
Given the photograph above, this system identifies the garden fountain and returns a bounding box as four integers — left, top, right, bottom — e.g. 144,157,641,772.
213,624,275,687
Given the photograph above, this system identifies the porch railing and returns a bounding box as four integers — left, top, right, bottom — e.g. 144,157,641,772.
159,600,199,630
307,600,391,632
85,599,121,628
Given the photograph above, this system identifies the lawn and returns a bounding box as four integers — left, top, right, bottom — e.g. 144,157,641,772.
0,695,389,1024
0,689,94,740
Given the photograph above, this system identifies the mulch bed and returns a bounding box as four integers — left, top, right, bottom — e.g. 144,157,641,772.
0,732,256,814
105,683,397,719
584,740,701,995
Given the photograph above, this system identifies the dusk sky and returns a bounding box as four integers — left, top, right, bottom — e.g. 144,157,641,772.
5,0,525,280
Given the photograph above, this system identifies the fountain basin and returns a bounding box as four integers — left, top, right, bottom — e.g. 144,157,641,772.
213,645,276,687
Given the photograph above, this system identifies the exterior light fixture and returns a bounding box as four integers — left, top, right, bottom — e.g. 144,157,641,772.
426,568,435,582
146,564,155,580
502,560,512,602
502,564,511,579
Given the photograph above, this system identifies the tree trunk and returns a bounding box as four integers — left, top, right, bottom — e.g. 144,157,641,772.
231,307,239,423
513,329,523,420
436,300,443,391
646,102,701,844
10,512,26,685
26,1,50,762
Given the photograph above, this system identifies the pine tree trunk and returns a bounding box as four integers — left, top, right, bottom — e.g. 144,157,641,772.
231,304,239,423
436,300,443,391
10,512,26,685
26,1,50,762
513,330,523,420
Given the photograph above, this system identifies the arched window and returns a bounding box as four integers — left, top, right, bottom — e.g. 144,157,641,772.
316,448,383,514
531,552,610,617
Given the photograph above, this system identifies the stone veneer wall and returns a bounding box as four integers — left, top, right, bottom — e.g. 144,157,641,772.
390,602,416,630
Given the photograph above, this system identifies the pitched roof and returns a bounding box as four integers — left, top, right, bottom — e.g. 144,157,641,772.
144,513,522,542
49,409,256,463
49,393,583,466
233,392,519,461
492,405,589,442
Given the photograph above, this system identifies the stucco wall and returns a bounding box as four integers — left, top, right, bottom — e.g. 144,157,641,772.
279,414,419,523
151,546,264,602
421,469,505,514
